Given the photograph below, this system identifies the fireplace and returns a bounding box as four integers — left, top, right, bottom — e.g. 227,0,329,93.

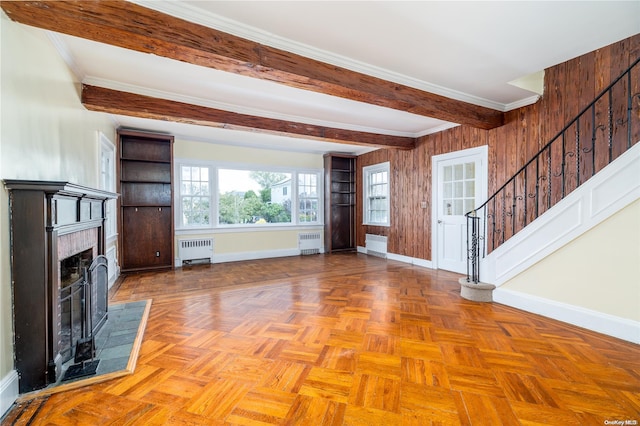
4,180,116,393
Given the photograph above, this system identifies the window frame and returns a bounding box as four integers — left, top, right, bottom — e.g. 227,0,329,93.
179,164,213,228
363,161,391,227
98,131,117,240
175,160,323,230
297,171,321,224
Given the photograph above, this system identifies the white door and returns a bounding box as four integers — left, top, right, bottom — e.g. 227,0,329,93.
433,147,487,274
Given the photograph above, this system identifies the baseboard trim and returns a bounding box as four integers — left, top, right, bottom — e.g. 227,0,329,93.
0,370,19,418
387,252,433,269
356,246,433,269
494,288,640,344
182,245,434,269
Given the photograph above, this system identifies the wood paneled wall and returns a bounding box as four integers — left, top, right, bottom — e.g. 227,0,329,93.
357,34,640,261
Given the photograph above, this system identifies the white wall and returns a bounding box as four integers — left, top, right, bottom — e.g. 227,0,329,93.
1,13,116,411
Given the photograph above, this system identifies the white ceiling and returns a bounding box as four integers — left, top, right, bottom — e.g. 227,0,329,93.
49,1,640,155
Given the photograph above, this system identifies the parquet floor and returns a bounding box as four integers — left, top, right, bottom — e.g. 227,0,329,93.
3,253,639,425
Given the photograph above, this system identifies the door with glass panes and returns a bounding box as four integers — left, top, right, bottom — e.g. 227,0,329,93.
435,148,486,273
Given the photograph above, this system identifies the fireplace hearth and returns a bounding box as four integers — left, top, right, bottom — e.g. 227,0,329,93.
4,180,116,393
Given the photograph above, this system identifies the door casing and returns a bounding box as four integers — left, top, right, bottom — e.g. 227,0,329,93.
431,145,488,272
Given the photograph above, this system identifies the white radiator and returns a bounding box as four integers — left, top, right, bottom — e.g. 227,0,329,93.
365,234,388,258
179,238,213,264
298,232,321,255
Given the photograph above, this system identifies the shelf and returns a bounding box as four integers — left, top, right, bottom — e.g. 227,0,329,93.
324,153,356,253
121,204,171,208
121,137,171,162
120,157,171,164
120,180,171,185
121,160,171,183
121,183,171,206
120,157,170,163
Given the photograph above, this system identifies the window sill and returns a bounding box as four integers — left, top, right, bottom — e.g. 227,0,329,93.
176,224,324,235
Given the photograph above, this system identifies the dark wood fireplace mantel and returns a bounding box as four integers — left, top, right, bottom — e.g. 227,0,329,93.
4,180,117,393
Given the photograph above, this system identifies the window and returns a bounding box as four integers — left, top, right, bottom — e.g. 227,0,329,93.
363,162,390,226
298,172,319,223
442,162,475,216
98,132,117,239
218,169,291,225
180,165,211,226
176,162,321,228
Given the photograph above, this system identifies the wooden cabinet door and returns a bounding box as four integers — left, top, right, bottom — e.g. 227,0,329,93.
330,205,354,250
122,207,172,270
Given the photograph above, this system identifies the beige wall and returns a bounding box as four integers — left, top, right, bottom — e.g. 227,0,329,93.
501,199,640,321
1,14,116,381
182,230,301,255
176,139,323,169
174,139,324,258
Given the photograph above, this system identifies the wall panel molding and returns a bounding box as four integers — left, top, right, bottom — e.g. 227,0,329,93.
483,141,640,286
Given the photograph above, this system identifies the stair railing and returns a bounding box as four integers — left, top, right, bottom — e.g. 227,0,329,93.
465,57,640,284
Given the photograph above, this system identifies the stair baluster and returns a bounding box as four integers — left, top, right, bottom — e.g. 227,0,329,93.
466,57,640,284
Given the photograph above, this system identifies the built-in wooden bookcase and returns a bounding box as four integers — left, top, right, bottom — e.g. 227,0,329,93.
324,153,356,252
118,129,174,272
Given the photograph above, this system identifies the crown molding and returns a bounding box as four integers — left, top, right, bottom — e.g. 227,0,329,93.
415,122,460,138
44,30,381,137
47,32,85,80
82,76,422,138
131,0,516,112
503,95,541,112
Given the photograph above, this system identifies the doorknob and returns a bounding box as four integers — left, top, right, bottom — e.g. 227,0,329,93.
438,220,443,224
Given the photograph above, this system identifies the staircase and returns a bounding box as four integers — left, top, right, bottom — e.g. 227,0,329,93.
463,58,640,342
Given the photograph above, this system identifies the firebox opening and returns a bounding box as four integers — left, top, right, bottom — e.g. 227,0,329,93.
59,248,93,363
60,248,93,288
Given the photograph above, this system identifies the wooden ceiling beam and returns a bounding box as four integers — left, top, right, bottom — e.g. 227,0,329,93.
81,85,416,149
2,0,505,131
